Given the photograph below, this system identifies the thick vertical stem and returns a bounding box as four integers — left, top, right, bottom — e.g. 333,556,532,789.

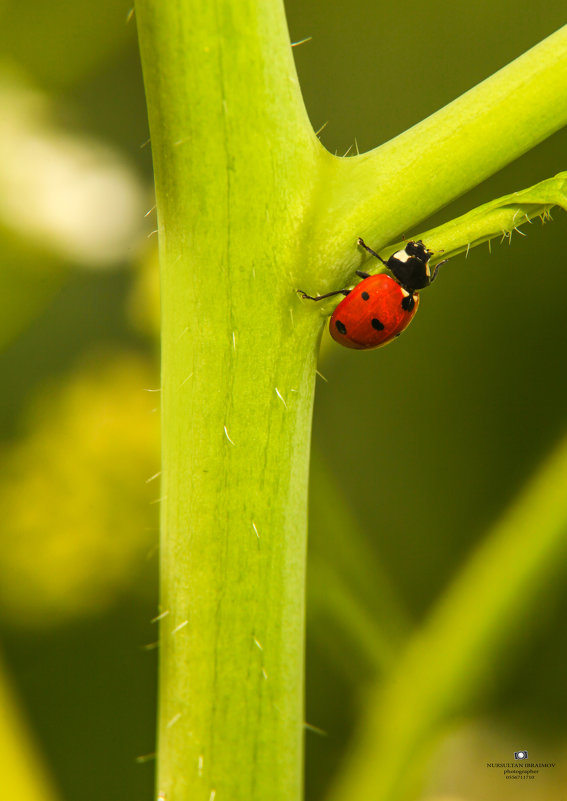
135,0,321,799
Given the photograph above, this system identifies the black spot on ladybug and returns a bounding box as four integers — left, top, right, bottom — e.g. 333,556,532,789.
336,320,347,335
371,318,384,331
361,291,370,301
401,294,415,312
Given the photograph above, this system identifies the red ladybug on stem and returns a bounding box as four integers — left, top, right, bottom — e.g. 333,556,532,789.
299,238,447,350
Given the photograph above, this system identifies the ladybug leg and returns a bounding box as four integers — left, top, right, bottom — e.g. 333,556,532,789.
430,258,448,283
357,237,388,266
298,288,350,301
356,270,370,279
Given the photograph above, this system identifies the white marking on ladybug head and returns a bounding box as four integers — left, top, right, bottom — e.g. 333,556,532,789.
393,249,410,263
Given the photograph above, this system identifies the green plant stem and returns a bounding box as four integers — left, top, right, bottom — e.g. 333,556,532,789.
414,171,567,259
351,172,567,286
135,1,322,799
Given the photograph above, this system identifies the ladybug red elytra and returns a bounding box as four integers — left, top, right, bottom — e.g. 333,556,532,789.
299,237,446,350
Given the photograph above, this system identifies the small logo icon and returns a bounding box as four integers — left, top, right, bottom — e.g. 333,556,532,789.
514,750,528,760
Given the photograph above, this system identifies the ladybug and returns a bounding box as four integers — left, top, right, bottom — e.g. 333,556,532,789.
299,237,446,350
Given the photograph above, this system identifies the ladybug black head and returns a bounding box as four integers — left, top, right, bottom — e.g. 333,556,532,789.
405,240,433,263
387,240,434,292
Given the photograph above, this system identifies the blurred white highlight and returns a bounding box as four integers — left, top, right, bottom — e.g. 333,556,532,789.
0,74,147,267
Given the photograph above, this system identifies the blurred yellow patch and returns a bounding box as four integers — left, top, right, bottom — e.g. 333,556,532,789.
0,353,160,627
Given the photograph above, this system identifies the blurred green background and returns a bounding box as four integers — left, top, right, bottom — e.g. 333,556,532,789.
0,1,566,800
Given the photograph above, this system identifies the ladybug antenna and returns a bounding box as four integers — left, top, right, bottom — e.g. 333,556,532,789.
357,237,388,267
